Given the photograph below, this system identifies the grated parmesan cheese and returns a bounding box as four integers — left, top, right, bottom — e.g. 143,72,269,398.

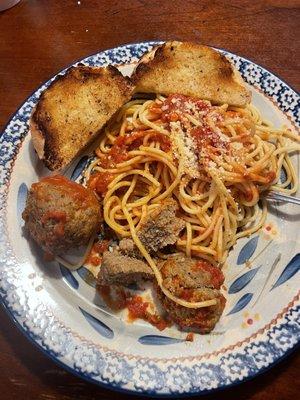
169,121,200,178
160,95,250,182
231,142,243,150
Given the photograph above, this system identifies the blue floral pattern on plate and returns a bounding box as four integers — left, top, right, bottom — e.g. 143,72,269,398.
272,254,300,290
237,236,259,265
79,307,114,339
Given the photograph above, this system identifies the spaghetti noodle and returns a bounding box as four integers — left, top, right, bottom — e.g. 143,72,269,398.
86,94,300,309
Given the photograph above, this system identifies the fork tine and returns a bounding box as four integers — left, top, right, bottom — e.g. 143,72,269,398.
266,191,300,206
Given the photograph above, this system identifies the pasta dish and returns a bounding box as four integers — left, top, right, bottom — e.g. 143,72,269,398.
85,94,299,310
23,42,300,334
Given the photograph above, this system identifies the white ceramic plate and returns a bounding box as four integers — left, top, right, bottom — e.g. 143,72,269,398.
0,41,299,396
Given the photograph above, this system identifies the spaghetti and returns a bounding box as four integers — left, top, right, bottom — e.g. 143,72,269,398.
86,94,300,309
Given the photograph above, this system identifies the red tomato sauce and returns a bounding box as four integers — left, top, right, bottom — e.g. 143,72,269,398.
97,139,128,169
98,130,171,170
93,240,109,253
85,239,109,266
160,94,211,123
36,175,95,205
88,172,114,196
180,288,194,301
127,295,148,319
190,126,228,154
185,332,194,342
193,261,224,289
242,188,254,202
265,171,276,183
89,255,101,266
148,132,171,151
127,295,170,331
109,136,129,163
98,289,169,330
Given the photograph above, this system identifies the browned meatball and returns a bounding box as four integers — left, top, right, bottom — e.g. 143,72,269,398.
156,254,226,333
22,175,101,255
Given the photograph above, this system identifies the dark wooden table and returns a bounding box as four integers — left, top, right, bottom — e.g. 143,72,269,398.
0,0,299,399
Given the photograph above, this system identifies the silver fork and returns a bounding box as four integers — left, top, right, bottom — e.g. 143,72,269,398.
265,191,300,206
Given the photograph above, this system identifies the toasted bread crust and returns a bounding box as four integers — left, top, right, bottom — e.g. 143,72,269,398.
30,114,45,160
132,41,251,107
31,65,133,170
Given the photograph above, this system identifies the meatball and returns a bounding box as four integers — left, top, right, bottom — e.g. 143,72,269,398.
156,254,226,333
22,175,101,255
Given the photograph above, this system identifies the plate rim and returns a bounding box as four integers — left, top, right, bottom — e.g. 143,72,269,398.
1,292,300,398
0,40,299,397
